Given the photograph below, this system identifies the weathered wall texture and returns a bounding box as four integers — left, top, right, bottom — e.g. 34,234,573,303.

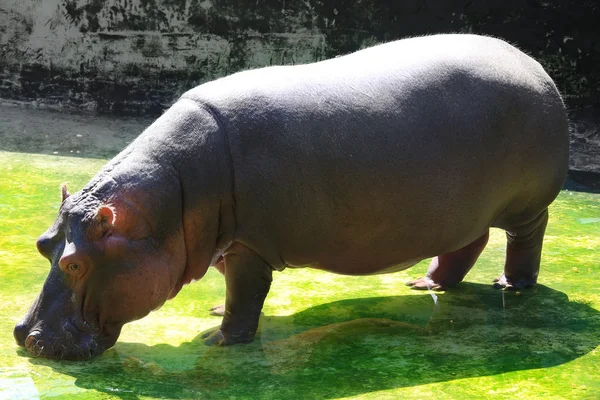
2,0,599,112
0,0,599,172
0,0,327,113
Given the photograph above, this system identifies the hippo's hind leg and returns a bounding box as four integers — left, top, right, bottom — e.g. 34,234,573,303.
202,243,273,346
494,209,548,290
407,230,490,291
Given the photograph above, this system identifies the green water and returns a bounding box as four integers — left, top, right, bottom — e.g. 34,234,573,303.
0,150,599,399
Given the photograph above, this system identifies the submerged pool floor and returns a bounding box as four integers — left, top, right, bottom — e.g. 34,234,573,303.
0,151,599,399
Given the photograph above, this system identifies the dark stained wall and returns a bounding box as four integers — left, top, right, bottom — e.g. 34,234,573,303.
1,0,598,115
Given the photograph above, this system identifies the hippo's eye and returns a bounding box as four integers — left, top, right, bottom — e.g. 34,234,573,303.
60,259,87,278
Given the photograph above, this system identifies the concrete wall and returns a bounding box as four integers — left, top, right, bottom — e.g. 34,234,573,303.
0,0,328,113
0,0,599,173
1,0,599,114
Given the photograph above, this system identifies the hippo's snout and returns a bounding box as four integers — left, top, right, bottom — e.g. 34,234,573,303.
14,320,102,360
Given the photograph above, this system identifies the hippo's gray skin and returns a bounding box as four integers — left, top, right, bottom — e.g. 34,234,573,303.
15,34,569,359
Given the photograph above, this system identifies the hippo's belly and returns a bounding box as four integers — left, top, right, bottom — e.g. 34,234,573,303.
304,258,423,276
183,34,568,273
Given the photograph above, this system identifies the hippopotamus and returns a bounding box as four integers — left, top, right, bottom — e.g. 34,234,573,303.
14,34,569,360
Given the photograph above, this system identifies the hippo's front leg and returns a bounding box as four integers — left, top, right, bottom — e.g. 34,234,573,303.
202,243,273,346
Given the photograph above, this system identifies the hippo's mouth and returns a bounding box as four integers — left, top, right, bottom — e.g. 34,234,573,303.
15,318,118,360
24,331,101,360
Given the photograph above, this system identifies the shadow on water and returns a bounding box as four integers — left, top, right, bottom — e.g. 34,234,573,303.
26,283,600,399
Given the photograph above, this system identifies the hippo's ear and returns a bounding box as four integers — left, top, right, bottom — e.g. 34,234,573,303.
61,184,70,203
95,206,116,238
98,206,116,226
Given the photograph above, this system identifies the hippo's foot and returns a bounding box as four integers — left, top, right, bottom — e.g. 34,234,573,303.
406,276,446,291
201,329,226,346
496,209,547,291
209,304,225,316
407,231,490,291
200,328,256,346
493,274,537,290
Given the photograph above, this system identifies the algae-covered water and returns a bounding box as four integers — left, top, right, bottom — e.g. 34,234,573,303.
0,148,599,399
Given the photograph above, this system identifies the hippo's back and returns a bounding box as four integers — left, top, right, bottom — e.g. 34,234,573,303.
183,34,569,273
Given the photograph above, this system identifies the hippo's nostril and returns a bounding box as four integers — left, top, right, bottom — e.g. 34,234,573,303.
13,322,29,347
24,331,45,357
25,333,38,349
24,330,41,347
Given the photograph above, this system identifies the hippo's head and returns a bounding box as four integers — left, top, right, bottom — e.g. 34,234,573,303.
14,183,190,360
